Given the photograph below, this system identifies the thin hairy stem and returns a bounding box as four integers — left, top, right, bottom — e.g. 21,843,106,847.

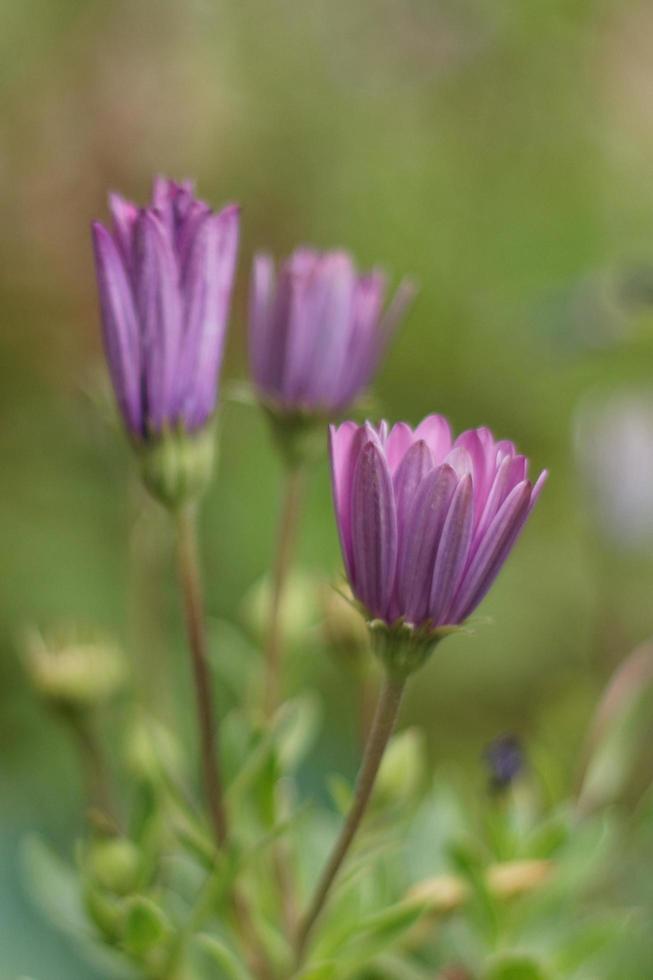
264,465,305,718
175,505,228,846
65,708,116,821
295,671,406,966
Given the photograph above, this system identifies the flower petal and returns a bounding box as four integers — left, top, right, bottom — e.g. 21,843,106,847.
393,439,435,536
176,205,239,429
350,441,397,619
396,463,457,624
329,422,367,579
91,222,142,435
429,474,474,624
415,414,452,463
133,210,183,432
449,480,533,623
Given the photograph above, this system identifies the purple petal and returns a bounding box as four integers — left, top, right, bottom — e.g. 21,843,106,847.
385,422,415,473
443,445,473,481
174,205,239,428
454,429,493,517
393,439,435,537
329,422,367,580
248,253,277,390
415,415,452,463
91,222,142,435
133,210,183,433
108,193,138,265
378,277,416,346
429,475,474,625
350,441,397,619
396,463,457,624
287,253,355,406
449,480,533,623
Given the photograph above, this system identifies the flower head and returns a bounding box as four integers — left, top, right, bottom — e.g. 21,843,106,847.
92,176,239,441
329,416,546,639
484,734,525,792
249,248,413,416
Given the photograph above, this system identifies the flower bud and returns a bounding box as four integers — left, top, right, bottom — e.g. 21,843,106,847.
86,837,142,895
23,627,126,710
321,584,370,665
486,858,552,899
242,570,319,648
376,727,426,803
139,425,215,510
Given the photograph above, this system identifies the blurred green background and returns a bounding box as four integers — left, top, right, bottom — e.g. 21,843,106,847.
3,0,653,975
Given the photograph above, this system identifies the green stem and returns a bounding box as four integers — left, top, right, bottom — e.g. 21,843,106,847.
295,670,406,966
65,708,116,821
263,465,304,719
175,505,228,847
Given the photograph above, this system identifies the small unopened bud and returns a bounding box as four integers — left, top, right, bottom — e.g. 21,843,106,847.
376,727,426,803
486,858,553,899
484,734,525,792
407,874,469,914
23,627,126,710
139,426,215,510
124,715,184,783
321,585,370,665
408,859,553,916
86,837,142,895
242,571,319,648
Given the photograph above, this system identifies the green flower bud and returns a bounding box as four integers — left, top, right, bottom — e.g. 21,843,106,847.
87,838,142,895
122,896,170,957
139,425,215,510
23,627,126,710
124,715,184,783
242,570,319,648
376,727,426,803
321,584,370,666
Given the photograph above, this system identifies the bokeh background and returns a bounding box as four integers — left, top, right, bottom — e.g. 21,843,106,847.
3,0,653,975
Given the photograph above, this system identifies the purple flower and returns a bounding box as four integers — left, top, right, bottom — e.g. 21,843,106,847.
485,734,525,792
249,248,414,415
330,417,547,631
92,177,239,440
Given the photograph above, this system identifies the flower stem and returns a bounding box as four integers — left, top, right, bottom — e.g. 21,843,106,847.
65,708,116,822
294,670,406,966
175,505,227,847
176,507,274,979
264,465,305,719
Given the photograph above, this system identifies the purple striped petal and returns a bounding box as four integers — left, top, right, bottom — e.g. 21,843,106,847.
450,480,533,623
329,422,367,579
429,475,474,624
91,222,142,435
133,210,183,433
350,441,397,619
173,205,239,428
396,463,457,624
393,439,435,536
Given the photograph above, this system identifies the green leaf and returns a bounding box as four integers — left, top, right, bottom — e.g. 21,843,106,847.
275,693,321,771
21,835,87,935
327,773,354,815
195,933,254,980
485,953,548,980
318,900,424,967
